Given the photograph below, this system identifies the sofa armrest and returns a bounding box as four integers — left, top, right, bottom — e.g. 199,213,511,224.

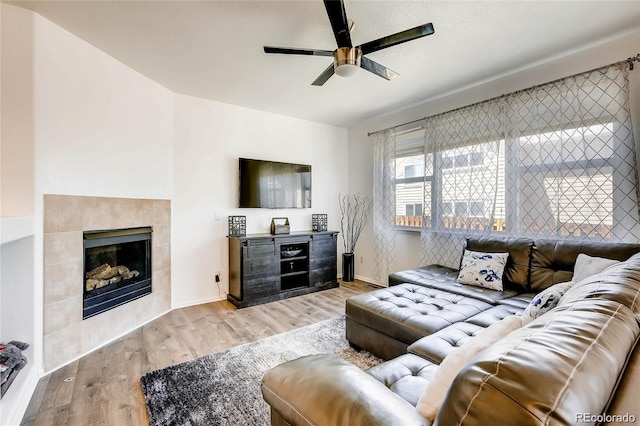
261,354,429,426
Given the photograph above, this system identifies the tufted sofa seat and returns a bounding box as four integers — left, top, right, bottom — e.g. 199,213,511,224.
345,284,493,360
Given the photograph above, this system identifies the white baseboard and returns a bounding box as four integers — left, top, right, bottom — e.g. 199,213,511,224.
353,275,385,286
172,295,224,309
338,273,385,287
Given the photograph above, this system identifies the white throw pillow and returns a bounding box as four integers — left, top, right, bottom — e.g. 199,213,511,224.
457,250,509,291
521,281,574,326
416,315,523,422
572,253,620,283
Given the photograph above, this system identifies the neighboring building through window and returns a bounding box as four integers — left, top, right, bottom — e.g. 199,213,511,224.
394,121,619,238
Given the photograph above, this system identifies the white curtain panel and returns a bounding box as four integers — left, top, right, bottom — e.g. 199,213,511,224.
420,100,504,267
504,63,640,242
420,62,639,269
372,129,397,283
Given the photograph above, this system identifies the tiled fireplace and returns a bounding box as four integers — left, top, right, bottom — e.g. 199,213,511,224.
43,195,171,372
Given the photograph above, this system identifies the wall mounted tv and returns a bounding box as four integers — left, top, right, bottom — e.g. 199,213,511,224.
239,158,311,208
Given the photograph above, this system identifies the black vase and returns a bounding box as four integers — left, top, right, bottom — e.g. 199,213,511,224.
342,253,355,282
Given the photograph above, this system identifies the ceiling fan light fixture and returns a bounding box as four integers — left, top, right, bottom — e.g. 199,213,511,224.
334,47,361,78
335,63,359,78
263,0,435,86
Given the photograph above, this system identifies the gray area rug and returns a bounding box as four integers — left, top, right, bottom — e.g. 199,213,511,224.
141,315,381,426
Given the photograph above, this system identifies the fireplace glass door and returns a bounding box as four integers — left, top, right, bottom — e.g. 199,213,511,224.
83,227,152,319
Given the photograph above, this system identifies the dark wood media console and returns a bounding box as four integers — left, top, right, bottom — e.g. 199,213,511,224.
227,231,339,308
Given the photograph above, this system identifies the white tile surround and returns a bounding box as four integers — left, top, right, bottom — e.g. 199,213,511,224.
43,195,171,372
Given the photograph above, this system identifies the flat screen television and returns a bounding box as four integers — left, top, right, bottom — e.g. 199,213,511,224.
239,158,311,208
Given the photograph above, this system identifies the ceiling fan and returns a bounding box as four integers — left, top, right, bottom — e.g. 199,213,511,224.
263,0,434,86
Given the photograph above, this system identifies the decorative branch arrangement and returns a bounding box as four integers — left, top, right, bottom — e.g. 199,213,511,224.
338,193,372,254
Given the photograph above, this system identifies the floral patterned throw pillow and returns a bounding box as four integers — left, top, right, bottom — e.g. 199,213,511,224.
521,281,575,325
457,250,509,291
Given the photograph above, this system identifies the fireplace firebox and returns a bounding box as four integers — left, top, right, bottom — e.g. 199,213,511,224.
83,227,152,319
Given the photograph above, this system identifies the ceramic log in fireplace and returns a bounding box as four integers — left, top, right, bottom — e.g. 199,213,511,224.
83,227,152,319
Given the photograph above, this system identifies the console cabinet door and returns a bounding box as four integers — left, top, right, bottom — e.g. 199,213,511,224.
309,233,337,287
241,242,280,300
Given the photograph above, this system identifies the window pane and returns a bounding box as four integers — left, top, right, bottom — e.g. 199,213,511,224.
396,182,424,228
441,202,453,216
518,167,613,238
469,201,484,217
454,154,469,168
470,151,484,166
404,165,415,178
415,204,423,216
455,202,467,216
518,124,614,167
440,141,504,230
442,156,454,169
516,123,618,239
396,154,425,179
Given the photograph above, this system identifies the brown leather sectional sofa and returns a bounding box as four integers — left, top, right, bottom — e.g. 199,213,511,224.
262,236,640,425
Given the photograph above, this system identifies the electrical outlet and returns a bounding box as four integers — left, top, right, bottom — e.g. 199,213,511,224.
359,256,364,264
215,274,221,283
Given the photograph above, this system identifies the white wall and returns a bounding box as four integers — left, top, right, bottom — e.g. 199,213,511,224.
0,3,173,422
348,29,640,285
172,94,348,307
1,4,35,217
34,18,174,199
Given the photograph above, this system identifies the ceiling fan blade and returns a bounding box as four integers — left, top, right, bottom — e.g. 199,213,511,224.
360,56,399,81
312,63,335,86
359,23,434,55
323,0,352,48
264,46,334,57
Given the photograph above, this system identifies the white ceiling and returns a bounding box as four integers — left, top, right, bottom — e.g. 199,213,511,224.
9,0,640,127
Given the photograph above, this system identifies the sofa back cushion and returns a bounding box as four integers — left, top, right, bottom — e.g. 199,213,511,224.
558,252,640,317
529,239,640,292
465,237,534,292
435,299,640,426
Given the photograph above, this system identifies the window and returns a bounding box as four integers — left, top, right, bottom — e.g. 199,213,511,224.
404,164,421,178
442,156,454,169
395,127,430,229
405,203,423,216
470,151,484,167
454,154,469,168
515,123,617,238
438,141,505,231
453,202,466,216
395,154,427,229
390,65,635,241
469,201,485,217
377,64,637,274
442,150,484,170
441,202,453,217
394,130,502,231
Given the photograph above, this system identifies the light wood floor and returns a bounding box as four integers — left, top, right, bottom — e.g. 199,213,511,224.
21,280,377,426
